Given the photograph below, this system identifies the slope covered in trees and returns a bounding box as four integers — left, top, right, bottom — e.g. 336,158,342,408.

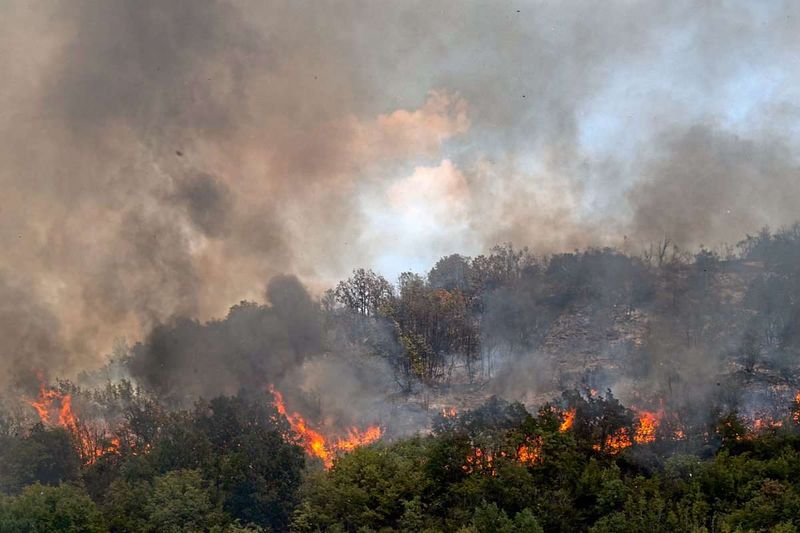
2,225,800,531
4,388,800,531
329,225,800,416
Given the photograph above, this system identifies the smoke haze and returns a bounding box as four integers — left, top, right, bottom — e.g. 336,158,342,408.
1,0,800,386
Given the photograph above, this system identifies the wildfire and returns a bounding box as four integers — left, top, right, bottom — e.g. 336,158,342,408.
334,426,384,452
752,418,782,432
28,384,78,432
559,407,576,432
442,407,458,418
793,391,800,424
28,383,77,429
269,385,382,468
27,383,119,463
594,427,632,454
463,447,495,475
517,436,543,465
633,410,660,445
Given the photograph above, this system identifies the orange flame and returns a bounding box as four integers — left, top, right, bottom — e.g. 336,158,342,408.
793,391,800,424
269,385,382,468
463,436,543,474
517,436,543,465
463,447,496,475
442,407,458,418
27,383,119,464
269,385,330,465
593,427,632,454
633,410,660,445
335,426,383,452
606,428,632,452
559,408,576,432
28,384,78,432
752,418,782,432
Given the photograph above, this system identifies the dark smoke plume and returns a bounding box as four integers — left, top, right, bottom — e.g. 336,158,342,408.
128,276,321,403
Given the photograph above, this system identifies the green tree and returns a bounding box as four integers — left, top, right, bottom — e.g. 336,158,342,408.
144,469,226,533
218,427,305,531
292,440,430,532
0,425,81,494
0,483,105,533
335,268,393,317
102,478,151,533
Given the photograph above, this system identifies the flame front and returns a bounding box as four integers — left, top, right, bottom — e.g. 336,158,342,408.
269,385,382,468
335,426,383,452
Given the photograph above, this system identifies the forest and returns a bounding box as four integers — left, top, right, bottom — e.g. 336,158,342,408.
2,224,800,532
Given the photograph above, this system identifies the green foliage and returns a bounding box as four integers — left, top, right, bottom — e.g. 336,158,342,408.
288,394,800,532
0,483,105,533
102,478,151,532
0,425,81,494
291,439,431,532
0,391,302,532
5,388,800,532
144,469,226,533
7,231,800,531
216,424,304,530
470,502,543,533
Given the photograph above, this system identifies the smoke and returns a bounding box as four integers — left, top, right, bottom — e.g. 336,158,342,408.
169,172,233,239
126,274,401,433
628,125,800,249
0,272,69,393
128,275,321,402
1,0,800,389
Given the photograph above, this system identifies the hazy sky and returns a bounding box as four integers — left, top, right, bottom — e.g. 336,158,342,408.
1,0,799,378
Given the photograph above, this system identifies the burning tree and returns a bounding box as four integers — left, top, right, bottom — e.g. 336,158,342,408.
269,385,382,468
26,382,120,465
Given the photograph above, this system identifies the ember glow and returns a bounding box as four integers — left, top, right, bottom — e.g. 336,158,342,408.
442,407,458,418
793,392,800,424
462,436,543,474
752,418,782,432
594,428,632,455
517,437,543,466
269,385,382,468
463,447,495,475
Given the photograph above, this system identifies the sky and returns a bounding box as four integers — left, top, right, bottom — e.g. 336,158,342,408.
1,0,799,380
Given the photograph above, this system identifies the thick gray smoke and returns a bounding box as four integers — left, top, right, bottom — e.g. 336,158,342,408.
126,275,398,429
0,272,69,392
1,0,799,390
629,126,800,248
128,276,321,402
